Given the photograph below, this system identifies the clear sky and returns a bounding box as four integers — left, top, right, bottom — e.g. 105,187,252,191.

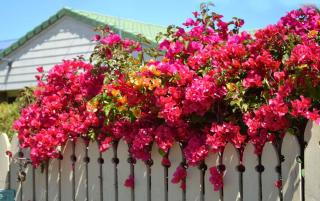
0,0,319,41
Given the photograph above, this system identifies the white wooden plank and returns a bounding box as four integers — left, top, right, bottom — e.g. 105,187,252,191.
261,142,279,201
0,133,10,189
21,149,33,201
88,142,100,201
117,140,131,201
305,120,320,201
150,145,165,201
281,134,300,201
102,142,115,201
223,143,240,201
168,143,182,201
60,141,73,201
135,157,147,201
243,143,259,201
204,152,220,201
10,134,21,201
35,163,46,201
75,139,86,201
48,159,60,201
186,162,201,201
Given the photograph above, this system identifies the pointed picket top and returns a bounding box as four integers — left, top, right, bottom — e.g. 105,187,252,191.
87,141,101,201
0,133,10,189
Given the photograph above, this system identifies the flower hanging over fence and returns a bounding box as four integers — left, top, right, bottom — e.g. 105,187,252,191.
14,5,320,191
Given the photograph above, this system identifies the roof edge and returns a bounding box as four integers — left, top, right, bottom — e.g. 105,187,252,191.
0,8,163,58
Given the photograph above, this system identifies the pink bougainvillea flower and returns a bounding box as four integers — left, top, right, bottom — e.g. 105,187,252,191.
124,175,135,188
5,150,12,158
209,166,223,191
36,66,44,73
99,137,113,152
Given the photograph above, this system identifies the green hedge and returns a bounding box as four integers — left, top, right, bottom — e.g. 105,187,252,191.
0,88,34,139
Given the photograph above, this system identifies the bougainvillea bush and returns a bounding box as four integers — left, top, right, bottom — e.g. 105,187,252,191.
14,5,320,191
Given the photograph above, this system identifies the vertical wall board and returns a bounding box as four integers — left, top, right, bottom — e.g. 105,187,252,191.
204,152,220,201
243,143,259,201
102,144,115,201
87,142,100,201
48,159,60,201
60,141,73,201
75,139,86,201
9,134,21,201
261,143,279,201
281,134,300,201
35,164,47,201
135,158,147,201
305,121,320,201
21,149,33,201
117,140,131,201
168,143,183,201
0,134,10,189
223,144,240,201
186,163,201,201
150,145,165,201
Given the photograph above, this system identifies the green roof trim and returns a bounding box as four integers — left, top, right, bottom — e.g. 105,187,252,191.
0,8,166,58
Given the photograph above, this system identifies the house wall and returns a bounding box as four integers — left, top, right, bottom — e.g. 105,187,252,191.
0,16,96,91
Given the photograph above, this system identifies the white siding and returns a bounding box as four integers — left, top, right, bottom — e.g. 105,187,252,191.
0,16,96,91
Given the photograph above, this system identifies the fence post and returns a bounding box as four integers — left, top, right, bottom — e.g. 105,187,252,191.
0,133,10,189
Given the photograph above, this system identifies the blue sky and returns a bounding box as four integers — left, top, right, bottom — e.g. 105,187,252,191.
0,0,319,41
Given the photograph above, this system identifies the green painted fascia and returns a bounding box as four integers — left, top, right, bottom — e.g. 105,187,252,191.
0,8,166,58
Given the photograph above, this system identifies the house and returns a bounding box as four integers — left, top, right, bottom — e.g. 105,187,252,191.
0,8,165,102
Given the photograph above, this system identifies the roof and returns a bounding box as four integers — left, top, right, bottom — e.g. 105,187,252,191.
0,8,166,58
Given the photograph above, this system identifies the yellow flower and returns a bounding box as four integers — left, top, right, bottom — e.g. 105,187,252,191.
131,108,141,118
111,89,120,97
117,96,127,104
308,30,318,38
226,83,236,92
117,105,126,112
86,100,99,112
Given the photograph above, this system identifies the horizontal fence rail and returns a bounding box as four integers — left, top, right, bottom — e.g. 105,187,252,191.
0,120,320,201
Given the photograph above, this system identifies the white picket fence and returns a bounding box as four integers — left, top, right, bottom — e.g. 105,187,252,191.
0,120,320,201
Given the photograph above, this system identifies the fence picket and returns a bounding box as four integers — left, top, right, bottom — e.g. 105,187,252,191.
88,142,101,201
305,121,320,201
243,143,259,201
150,145,165,201
117,140,131,201
102,142,116,201
35,162,47,201
0,133,10,189
75,139,86,201
204,152,219,201
60,141,73,201
261,142,279,201
21,149,33,201
281,134,300,201
48,158,60,201
168,143,183,201
223,143,240,201
135,156,148,201
186,161,201,201
9,134,21,201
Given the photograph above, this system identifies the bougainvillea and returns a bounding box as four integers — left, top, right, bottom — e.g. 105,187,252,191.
14,5,320,191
